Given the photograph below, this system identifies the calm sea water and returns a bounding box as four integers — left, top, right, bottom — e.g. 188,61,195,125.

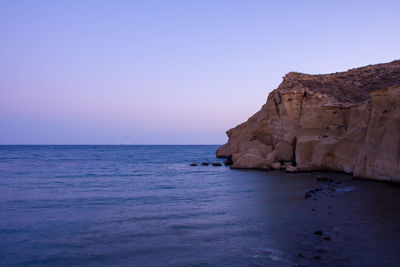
1,145,400,266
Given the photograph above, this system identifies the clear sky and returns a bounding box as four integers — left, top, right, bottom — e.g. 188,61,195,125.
1,0,399,144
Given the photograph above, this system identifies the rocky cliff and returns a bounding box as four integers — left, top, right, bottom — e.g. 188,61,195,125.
217,60,400,182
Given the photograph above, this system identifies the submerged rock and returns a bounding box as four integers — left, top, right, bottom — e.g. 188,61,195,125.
316,176,331,182
212,162,222,166
201,162,210,166
190,163,197,166
216,60,400,182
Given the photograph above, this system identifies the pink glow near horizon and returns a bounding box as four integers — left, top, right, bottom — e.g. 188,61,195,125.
1,0,399,144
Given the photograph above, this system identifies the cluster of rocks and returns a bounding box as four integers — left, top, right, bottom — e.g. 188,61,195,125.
216,60,400,182
190,158,233,167
304,176,348,199
270,160,296,172
190,162,222,167
298,177,338,262
296,230,332,261
296,175,352,261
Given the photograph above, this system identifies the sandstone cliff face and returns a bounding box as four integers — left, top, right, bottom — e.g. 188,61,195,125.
217,60,400,182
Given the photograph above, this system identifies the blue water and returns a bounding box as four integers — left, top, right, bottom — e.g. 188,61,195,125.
1,145,400,266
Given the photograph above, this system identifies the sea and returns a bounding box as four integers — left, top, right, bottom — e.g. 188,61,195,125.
1,145,400,266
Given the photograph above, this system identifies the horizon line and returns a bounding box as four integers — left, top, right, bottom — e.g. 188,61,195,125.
0,144,222,146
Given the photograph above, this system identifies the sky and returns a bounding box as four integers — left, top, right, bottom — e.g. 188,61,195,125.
1,0,399,144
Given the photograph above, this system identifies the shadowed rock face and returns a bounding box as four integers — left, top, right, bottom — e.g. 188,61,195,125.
217,60,400,182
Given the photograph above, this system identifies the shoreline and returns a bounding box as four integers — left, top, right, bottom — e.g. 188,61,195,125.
216,155,400,185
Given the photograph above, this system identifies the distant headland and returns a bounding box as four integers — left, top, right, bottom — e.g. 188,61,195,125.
217,60,400,182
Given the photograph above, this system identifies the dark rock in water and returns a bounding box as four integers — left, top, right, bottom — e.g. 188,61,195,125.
297,253,305,258
310,188,322,194
190,163,198,166
212,162,222,166
314,230,323,235
316,176,333,182
224,158,233,166
201,162,210,166
314,255,321,260
317,249,327,253
323,236,331,241
305,187,324,199
316,176,328,182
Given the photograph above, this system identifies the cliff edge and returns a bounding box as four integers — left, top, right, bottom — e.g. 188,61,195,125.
217,60,400,182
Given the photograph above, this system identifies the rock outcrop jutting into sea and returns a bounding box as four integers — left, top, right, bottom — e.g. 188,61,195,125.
216,60,400,182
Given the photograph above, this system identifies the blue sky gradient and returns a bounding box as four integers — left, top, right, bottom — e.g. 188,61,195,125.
1,0,399,144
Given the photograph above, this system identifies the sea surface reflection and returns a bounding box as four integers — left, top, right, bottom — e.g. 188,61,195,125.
1,145,400,266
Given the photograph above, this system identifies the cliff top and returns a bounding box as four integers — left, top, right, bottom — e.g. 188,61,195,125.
278,60,400,103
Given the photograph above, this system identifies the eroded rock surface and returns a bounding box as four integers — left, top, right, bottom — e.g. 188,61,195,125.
217,60,400,182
